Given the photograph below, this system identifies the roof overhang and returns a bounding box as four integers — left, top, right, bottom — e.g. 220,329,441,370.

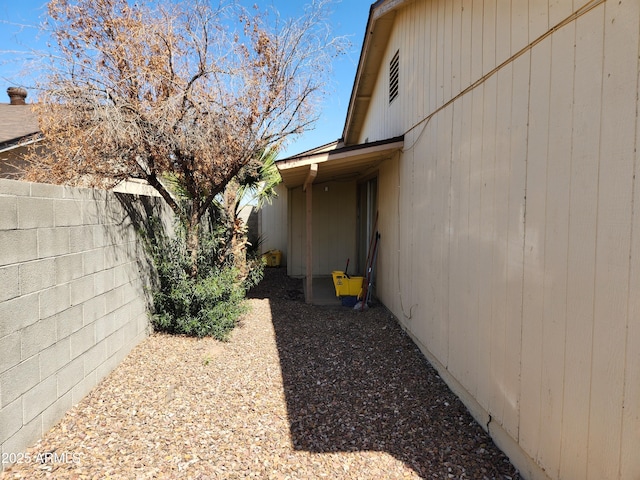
277,135,404,189
342,0,408,145
0,133,44,154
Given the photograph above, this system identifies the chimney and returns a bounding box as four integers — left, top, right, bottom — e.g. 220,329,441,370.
7,87,28,105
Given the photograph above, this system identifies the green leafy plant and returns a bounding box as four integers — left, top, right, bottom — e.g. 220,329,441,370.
145,219,263,340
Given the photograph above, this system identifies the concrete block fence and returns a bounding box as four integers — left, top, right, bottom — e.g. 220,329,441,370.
0,178,174,469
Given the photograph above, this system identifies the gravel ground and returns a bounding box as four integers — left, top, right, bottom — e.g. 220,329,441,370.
2,269,520,479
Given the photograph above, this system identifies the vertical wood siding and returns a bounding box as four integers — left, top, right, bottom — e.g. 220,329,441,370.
287,181,357,277
364,0,640,478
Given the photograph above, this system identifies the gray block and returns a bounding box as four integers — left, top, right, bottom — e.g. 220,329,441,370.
105,328,125,357
0,294,39,338
122,282,141,305
120,227,136,245
129,298,148,319
69,226,95,253
17,197,54,229
53,199,84,227
92,225,109,248
0,398,22,444
0,230,38,266
82,200,100,225
69,324,95,359
123,316,138,340
39,336,71,378
117,241,137,262
55,304,84,340
82,250,104,276
112,304,130,330
19,258,56,295
95,314,118,343
0,332,20,375
0,178,30,196
102,245,121,269
102,201,127,226
82,296,106,325
0,416,42,466
37,227,70,259
39,284,71,320
0,355,40,408
0,196,17,230
0,265,19,302
29,182,64,199
20,315,57,360
63,185,101,201
42,390,72,434
69,276,95,306
83,342,107,376
56,356,83,396
22,375,57,424
137,314,150,337
55,253,83,283
93,269,115,295
71,370,96,405
113,263,137,288
104,286,124,314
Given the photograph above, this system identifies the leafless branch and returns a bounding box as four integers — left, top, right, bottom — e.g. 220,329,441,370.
25,0,346,262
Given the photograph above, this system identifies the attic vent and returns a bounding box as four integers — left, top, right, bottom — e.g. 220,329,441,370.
389,50,399,104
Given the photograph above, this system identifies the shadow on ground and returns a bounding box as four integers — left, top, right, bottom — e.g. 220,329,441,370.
249,269,520,479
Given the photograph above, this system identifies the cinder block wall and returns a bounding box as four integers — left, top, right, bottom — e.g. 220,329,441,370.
0,179,173,468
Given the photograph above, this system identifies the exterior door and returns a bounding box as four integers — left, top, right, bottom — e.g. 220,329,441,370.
357,177,377,275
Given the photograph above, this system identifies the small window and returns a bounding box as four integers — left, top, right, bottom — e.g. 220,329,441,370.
389,50,399,104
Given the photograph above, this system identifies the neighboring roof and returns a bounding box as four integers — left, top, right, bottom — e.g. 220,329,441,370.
0,103,41,152
277,135,404,188
342,0,406,145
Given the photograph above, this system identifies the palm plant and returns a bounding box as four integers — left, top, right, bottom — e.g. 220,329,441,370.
222,148,282,277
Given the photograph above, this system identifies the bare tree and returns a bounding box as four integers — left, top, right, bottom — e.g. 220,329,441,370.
26,0,344,273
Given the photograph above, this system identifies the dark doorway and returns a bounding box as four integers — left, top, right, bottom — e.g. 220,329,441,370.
357,176,378,275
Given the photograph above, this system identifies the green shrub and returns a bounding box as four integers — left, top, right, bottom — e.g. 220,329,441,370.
145,220,262,340
152,266,247,339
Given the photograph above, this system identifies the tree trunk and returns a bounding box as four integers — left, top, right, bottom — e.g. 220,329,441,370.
223,180,248,280
186,205,201,277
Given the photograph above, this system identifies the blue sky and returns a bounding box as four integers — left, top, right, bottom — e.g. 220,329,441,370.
0,0,371,158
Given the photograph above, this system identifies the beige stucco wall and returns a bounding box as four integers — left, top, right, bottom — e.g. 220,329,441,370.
259,183,289,265
287,181,357,277
360,1,640,479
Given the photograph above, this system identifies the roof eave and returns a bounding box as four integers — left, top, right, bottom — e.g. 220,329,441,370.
341,0,407,146
0,133,43,154
276,139,342,163
277,135,404,189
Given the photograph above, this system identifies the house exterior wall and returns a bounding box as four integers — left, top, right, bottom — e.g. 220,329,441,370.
287,180,357,277
259,183,289,265
0,144,36,179
0,179,174,470
361,1,640,479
